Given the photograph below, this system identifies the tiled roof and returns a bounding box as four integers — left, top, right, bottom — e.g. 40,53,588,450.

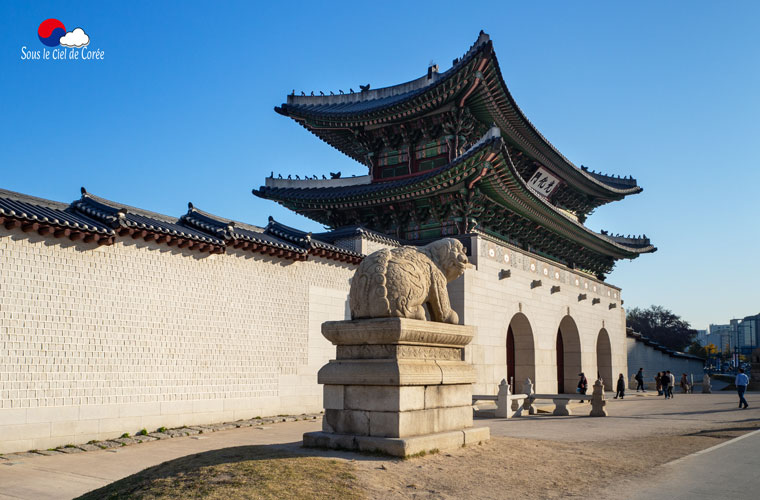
626,329,705,361
181,204,305,254
255,127,656,271
0,186,367,264
313,226,402,247
276,31,642,201
0,188,113,235
73,189,224,247
264,217,363,260
254,128,502,203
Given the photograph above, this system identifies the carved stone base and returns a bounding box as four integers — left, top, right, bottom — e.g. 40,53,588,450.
304,318,489,456
303,427,490,457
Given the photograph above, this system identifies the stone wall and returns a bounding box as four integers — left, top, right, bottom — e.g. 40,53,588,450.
0,227,354,453
450,234,628,396
626,338,704,390
0,228,632,453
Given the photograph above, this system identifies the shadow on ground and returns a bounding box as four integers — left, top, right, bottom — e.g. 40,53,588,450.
75,442,366,500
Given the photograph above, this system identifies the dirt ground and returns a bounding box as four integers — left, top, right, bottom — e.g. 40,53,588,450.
69,393,760,500
348,424,760,500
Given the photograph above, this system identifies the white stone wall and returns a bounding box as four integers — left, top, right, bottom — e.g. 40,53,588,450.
626,338,704,389
451,235,628,395
0,228,353,453
0,228,635,453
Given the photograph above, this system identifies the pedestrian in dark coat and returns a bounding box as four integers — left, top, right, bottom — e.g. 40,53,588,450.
577,373,588,402
615,374,626,399
635,368,646,392
662,370,671,399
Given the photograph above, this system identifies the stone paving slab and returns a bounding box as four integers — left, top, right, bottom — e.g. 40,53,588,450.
31,450,62,456
58,447,86,454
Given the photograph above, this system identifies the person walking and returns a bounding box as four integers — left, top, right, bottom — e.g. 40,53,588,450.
661,370,671,399
577,372,588,403
736,368,750,409
680,373,690,394
615,374,626,399
655,372,663,396
635,368,646,392
667,370,676,399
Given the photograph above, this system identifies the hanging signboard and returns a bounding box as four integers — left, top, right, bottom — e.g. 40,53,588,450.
527,167,560,198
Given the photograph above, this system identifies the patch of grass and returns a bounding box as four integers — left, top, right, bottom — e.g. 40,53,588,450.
137,429,148,436
157,427,168,433
120,433,130,439
254,416,262,420
74,446,364,500
65,444,76,448
403,448,439,460
87,440,98,445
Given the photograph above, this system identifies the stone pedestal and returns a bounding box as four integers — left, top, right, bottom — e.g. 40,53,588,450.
303,318,490,457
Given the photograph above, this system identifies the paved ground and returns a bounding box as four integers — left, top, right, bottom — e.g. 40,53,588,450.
0,420,323,500
625,429,760,500
0,391,756,499
479,391,759,441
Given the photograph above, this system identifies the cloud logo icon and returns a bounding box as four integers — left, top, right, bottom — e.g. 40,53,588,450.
38,18,66,47
59,28,90,48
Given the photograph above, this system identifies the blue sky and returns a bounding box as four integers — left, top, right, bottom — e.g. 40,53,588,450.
1,1,758,329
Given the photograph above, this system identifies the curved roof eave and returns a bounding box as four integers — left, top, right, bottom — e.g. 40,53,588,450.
275,32,641,199
253,131,655,259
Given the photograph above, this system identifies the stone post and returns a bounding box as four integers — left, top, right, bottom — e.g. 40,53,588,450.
523,377,533,396
589,379,607,417
495,379,509,418
303,318,490,457
702,374,712,394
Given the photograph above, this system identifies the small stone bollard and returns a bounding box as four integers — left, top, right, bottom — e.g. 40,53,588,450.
523,378,535,415
496,379,510,418
702,374,712,394
589,379,607,417
523,377,533,396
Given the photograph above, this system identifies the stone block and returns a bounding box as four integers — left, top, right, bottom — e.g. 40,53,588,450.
304,429,472,457
318,359,475,386
323,409,370,436
323,385,344,410
463,426,491,445
344,386,424,412
424,384,472,409
322,318,475,348
368,406,472,438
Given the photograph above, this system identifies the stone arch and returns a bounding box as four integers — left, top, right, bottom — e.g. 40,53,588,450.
556,315,582,394
506,312,536,394
596,328,613,390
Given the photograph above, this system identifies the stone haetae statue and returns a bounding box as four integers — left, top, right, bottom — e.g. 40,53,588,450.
349,238,469,324
702,373,712,394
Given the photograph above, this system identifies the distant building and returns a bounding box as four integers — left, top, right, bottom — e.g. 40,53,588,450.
695,329,708,347
709,315,759,361
709,321,738,353
737,314,760,356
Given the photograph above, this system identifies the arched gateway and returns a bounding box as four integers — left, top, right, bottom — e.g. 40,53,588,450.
506,313,535,394
556,316,582,393
596,329,613,389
